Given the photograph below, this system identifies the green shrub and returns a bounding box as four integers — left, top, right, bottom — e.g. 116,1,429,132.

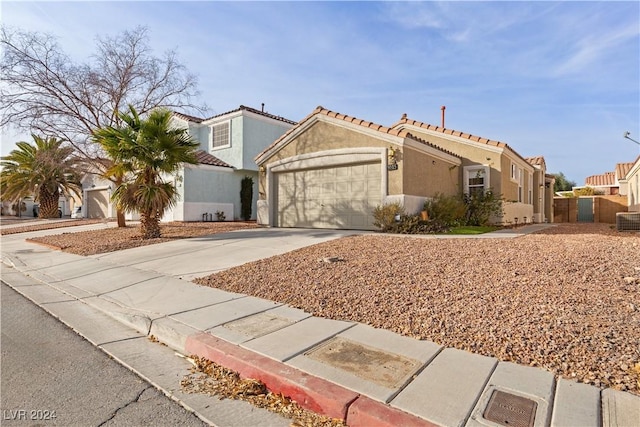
372,202,404,232
463,190,503,226
423,193,466,227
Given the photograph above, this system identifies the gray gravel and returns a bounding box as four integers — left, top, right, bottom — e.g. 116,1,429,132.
195,223,640,395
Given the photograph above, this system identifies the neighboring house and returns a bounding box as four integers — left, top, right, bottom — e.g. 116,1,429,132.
579,161,635,196
620,155,640,212
582,172,617,195
80,105,296,221
1,194,76,217
167,105,296,221
254,106,551,230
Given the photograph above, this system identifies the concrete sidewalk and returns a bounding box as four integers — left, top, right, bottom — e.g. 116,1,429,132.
1,224,638,427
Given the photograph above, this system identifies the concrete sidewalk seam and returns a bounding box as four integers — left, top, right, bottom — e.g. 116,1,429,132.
383,345,445,404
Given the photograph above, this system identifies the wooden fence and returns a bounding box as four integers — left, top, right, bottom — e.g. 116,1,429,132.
553,195,628,223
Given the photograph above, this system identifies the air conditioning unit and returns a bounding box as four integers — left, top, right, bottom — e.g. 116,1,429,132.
616,212,640,231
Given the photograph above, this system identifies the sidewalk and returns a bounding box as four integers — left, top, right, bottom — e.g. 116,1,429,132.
1,224,638,427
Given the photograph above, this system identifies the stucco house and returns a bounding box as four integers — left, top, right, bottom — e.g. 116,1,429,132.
578,161,635,197
618,156,640,212
255,106,551,230
81,105,296,221
392,114,550,224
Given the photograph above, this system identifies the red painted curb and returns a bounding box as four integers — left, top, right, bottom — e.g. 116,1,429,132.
347,395,438,427
185,332,359,420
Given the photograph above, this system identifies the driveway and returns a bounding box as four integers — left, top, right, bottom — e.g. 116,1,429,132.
91,227,366,280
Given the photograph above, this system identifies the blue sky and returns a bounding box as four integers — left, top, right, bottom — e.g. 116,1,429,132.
1,1,639,184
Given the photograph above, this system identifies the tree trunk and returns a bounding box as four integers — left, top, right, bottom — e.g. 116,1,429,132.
38,188,60,218
116,209,126,227
140,212,161,239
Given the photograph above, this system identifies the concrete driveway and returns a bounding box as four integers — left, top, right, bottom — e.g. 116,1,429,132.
91,227,365,280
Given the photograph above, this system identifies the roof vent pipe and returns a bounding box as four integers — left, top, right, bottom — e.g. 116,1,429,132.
261,103,265,112
441,105,446,128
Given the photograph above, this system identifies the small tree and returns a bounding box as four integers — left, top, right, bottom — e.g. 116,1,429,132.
0,135,83,218
551,172,576,193
1,26,205,226
93,106,199,239
240,176,253,221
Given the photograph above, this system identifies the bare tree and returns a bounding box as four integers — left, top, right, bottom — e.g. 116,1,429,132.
1,26,206,226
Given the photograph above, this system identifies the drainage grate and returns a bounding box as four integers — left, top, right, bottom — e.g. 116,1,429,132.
483,390,537,427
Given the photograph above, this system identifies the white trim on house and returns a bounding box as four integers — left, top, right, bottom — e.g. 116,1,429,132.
463,165,491,194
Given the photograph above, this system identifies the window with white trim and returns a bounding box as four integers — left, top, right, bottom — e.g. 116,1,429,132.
528,173,533,204
464,165,490,196
211,122,230,149
511,162,517,181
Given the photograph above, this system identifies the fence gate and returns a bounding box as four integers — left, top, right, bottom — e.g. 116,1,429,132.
577,198,594,222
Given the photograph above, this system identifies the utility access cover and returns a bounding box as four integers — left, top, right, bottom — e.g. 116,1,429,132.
223,312,294,339
305,337,421,389
483,390,537,427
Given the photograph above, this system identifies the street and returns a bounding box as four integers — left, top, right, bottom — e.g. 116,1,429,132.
1,281,207,427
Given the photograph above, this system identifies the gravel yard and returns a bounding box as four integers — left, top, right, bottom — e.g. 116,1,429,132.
195,223,640,395
26,221,258,255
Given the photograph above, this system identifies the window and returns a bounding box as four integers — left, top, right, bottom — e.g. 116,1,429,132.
528,173,533,204
464,166,489,196
518,168,524,202
211,122,230,148
511,163,517,180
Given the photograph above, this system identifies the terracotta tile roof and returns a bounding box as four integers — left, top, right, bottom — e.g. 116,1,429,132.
585,172,615,186
194,150,233,168
525,156,546,167
172,111,204,123
615,162,634,179
392,114,537,167
256,106,459,162
393,114,508,148
205,105,297,125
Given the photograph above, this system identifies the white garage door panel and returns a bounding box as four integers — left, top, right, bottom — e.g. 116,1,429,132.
275,162,381,230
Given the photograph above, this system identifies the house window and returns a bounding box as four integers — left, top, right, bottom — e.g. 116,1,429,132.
518,168,523,202
528,173,533,204
211,122,230,149
511,163,517,181
464,166,490,196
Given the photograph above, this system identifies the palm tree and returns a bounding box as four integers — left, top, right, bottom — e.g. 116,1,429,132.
93,106,199,239
1,135,83,218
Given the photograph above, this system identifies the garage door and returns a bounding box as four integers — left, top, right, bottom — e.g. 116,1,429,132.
86,189,109,218
275,162,381,230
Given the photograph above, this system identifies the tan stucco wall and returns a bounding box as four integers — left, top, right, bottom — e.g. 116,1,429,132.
259,121,401,199
403,130,504,191
402,145,460,197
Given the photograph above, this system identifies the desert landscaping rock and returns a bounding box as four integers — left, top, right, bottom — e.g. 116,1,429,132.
194,223,640,395
16,221,640,395
28,221,258,255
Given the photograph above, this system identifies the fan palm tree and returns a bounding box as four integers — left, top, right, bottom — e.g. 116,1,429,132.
93,106,199,239
1,135,83,218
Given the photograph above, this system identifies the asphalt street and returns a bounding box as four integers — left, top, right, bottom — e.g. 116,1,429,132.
0,281,207,427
